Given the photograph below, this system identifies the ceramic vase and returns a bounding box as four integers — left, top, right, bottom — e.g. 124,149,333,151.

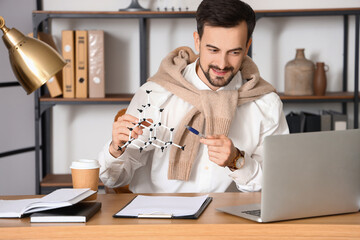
285,49,315,95
313,62,328,96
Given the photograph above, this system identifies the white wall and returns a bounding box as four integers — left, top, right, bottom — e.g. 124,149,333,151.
43,0,360,174
0,0,358,195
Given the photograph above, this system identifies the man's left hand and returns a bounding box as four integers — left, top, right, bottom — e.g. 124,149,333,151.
199,135,238,167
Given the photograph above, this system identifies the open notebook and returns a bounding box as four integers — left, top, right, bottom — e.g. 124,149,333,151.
0,188,95,218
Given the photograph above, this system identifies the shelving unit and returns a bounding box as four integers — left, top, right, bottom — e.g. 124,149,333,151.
254,8,359,125
33,8,360,194
40,174,104,194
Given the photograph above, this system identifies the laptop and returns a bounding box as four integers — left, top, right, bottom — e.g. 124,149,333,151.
217,129,360,222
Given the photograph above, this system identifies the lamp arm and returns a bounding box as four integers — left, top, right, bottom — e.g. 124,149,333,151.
0,16,10,34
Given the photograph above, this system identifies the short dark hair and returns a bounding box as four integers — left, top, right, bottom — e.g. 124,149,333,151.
196,0,256,43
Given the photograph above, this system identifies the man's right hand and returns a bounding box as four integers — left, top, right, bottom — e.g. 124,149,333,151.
109,114,152,158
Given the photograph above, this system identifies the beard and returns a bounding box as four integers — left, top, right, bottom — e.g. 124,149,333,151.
198,60,236,88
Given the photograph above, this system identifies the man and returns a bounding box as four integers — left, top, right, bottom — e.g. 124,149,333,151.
98,0,289,193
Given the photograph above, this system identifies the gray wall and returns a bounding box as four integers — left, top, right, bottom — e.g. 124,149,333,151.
0,0,36,195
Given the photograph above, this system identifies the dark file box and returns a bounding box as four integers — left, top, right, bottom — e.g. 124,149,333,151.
301,112,321,132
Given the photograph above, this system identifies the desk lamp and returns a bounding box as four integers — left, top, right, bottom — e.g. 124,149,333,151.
0,16,66,94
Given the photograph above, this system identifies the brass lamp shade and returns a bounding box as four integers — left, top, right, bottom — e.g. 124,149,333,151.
0,16,66,94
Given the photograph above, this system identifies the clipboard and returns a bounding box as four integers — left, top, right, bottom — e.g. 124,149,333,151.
113,195,212,219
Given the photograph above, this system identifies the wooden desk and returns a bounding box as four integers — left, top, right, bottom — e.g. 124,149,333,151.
1,192,360,239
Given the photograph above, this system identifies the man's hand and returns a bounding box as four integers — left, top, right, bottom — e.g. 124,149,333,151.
199,135,238,167
109,114,152,158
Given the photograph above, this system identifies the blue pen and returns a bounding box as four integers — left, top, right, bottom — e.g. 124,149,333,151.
185,125,206,138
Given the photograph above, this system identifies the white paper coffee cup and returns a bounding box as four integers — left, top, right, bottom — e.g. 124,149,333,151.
70,159,100,200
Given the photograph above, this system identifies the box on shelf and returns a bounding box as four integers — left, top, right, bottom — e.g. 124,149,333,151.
88,30,105,98
29,32,63,97
62,30,76,98
75,30,88,98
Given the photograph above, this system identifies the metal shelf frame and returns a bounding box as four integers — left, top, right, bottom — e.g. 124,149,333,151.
32,9,360,194
254,9,359,128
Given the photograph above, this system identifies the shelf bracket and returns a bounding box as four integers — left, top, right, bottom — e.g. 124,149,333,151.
32,13,50,35
40,103,55,116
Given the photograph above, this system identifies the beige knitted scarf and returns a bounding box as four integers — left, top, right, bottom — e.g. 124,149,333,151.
148,46,275,181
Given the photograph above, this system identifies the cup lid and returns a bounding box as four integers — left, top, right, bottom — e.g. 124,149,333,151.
70,159,100,169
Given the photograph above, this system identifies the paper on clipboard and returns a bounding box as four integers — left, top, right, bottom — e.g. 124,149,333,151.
114,195,210,218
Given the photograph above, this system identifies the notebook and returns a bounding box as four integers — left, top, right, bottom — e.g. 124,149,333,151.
30,202,101,223
217,129,360,222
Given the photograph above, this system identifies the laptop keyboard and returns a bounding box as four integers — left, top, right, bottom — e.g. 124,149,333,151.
242,209,261,217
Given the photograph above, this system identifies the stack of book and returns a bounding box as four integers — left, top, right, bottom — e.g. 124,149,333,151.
286,110,347,134
0,188,101,223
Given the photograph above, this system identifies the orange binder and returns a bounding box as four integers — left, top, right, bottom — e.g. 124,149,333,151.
75,30,88,98
88,30,105,98
29,32,63,97
62,30,75,98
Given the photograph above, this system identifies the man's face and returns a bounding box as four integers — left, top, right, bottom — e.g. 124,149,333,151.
194,21,251,91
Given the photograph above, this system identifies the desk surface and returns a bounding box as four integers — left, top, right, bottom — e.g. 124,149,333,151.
1,192,360,239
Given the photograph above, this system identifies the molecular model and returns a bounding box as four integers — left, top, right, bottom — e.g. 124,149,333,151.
118,90,185,153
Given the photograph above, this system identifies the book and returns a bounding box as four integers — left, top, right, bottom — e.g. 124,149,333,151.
28,32,63,97
328,110,347,130
88,30,105,98
300,112,321,132
286,112,304,133
320,110,332,131
75,30,88,98
113,195,212,219
0,188,95,218
30,202,101,223
62,30,75,98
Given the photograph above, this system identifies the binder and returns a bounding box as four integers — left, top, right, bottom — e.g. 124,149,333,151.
29,32,63,97
62,30,75,98
88,30,105,98
75,30,88,98
113,195,212,219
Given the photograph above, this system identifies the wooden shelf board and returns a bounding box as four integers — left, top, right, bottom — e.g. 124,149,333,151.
41,174,104,187
278,91,355,100
33,8,360,15
33,10,196,15
40,93,134,103
40,92,357,102
32,11,197,20
256,8,360,13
